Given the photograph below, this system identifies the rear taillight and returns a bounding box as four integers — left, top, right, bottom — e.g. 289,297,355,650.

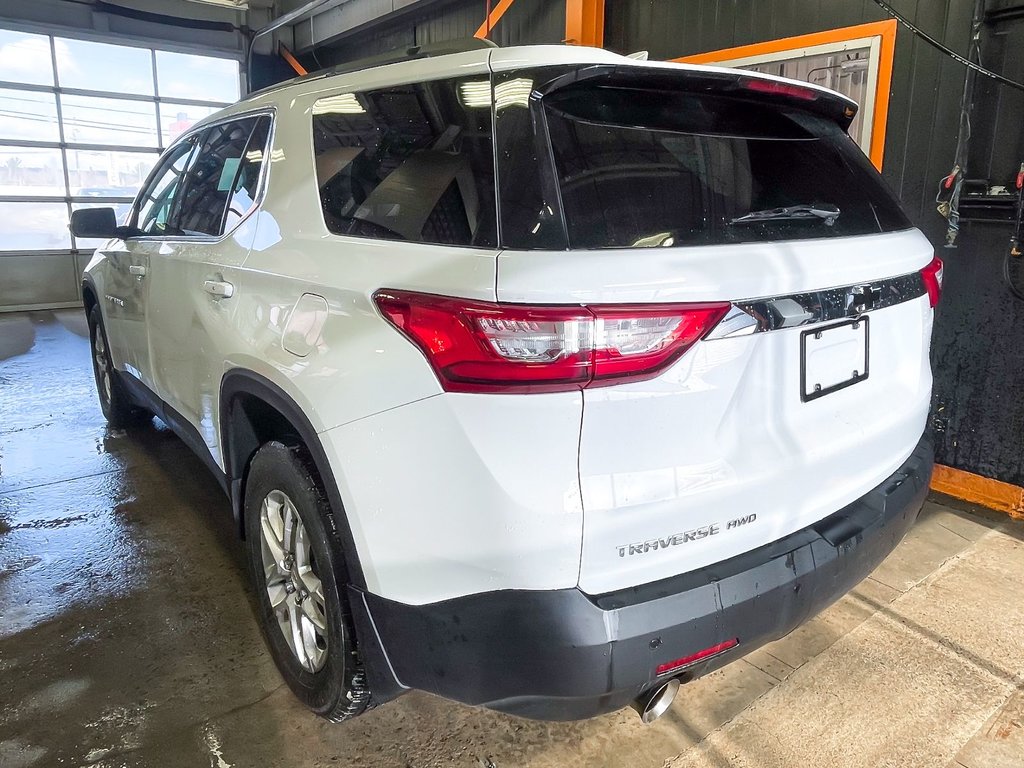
920,255,944,308
373,290,730,394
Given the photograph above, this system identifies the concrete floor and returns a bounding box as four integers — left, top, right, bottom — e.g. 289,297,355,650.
1,309,1023,768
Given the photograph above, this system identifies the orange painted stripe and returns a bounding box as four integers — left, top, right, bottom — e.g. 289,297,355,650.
279,44,307,77
675,19,897,171
931,464,1024,520
474,0,517,39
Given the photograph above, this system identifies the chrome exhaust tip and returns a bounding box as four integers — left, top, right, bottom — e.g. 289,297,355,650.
631,678,680,724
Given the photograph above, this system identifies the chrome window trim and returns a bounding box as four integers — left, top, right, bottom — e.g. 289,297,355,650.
706,270,926,339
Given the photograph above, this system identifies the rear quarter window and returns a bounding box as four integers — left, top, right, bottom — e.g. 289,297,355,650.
311,77,497,248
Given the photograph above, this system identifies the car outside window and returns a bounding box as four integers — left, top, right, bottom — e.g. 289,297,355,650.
131,114,271,238
174,115,270,236
134,137,199,235
224,118,270,232
312,78,497,248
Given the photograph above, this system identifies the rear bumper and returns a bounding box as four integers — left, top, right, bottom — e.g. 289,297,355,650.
354,435,933,720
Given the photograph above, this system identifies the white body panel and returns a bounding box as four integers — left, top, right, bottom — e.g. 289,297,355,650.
82,44,933,607
500,228,933,593
321,392,584,603
496,229,931,305
234,84,496,431
578,295,932,593
96,240,149,380
145,220,260,464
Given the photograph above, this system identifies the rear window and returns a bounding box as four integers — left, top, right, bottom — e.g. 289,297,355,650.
496,69,911,250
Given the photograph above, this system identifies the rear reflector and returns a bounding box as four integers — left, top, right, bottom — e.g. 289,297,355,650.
741,77,819,101
374,290,730,394
656,638,739,676
920,255,944,308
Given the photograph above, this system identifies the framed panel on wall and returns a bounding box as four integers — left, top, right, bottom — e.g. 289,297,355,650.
675,20,897,171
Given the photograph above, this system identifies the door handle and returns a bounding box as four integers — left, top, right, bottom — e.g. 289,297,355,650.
203,280,235,299
129,265,147,277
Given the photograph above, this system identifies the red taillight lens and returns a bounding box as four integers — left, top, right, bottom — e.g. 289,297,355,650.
656,638,739,676
920,255,944,308
741,77,818,101
373,290,729,394
590,305,730,384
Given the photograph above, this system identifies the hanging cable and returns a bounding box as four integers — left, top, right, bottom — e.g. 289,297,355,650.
1002,250,1024,301
870,0,1024,93
940,0,986,247
872,0,1024,298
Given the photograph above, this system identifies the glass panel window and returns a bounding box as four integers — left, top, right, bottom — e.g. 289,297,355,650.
72,200,134,249
0,30,55,87
156,51,239,103
0,88,59,142
160,102,220,145
135,138,199,235
0,145,65,196
0,201,70,250
66,149,157,197
61,95,159,148
174,118,257,236
224,117,270,231
0,34,239,254
495,67,909,250
55,38,154,95
311,78,497,248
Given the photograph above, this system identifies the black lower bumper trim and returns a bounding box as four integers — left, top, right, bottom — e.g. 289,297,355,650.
357,436,933,720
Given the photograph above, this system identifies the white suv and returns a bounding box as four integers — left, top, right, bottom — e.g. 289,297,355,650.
73,41,940,723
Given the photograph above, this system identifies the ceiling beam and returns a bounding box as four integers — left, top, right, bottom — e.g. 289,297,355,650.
0,0,247,55
289,0,442,52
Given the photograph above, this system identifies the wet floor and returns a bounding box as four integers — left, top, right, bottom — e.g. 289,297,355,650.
1,309,1023,768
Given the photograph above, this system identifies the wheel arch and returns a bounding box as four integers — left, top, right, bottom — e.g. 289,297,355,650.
219,369,367,590
81,276,99,317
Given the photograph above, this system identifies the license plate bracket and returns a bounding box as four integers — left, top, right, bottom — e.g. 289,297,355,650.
800,317,869,402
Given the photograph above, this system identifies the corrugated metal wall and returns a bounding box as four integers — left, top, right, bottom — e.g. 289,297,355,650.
315,0,566,65
605,0,1024,487
606,0,984,225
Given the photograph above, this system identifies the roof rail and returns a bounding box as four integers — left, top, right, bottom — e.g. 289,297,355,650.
243,37,499,102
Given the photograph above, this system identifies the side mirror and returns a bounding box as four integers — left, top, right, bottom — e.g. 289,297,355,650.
70,207,120,239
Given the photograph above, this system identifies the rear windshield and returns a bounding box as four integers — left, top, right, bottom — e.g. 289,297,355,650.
496,69,911,250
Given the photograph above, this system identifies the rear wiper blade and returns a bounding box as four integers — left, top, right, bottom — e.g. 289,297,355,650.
729,204,840,226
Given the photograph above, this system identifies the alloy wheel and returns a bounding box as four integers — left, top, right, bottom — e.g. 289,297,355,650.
259,489,329,672
92,330,113,404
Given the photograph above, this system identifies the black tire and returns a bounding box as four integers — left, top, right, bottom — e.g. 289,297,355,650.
244,440,368,722
87,305,144,428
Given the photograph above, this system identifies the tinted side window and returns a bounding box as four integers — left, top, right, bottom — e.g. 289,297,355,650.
494,74,567,250
134,137,199,235
224,117,271,231
312,78,496,248
173,116,262,236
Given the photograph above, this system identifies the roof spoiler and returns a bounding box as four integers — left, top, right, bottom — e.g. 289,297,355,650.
530,64,859,131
